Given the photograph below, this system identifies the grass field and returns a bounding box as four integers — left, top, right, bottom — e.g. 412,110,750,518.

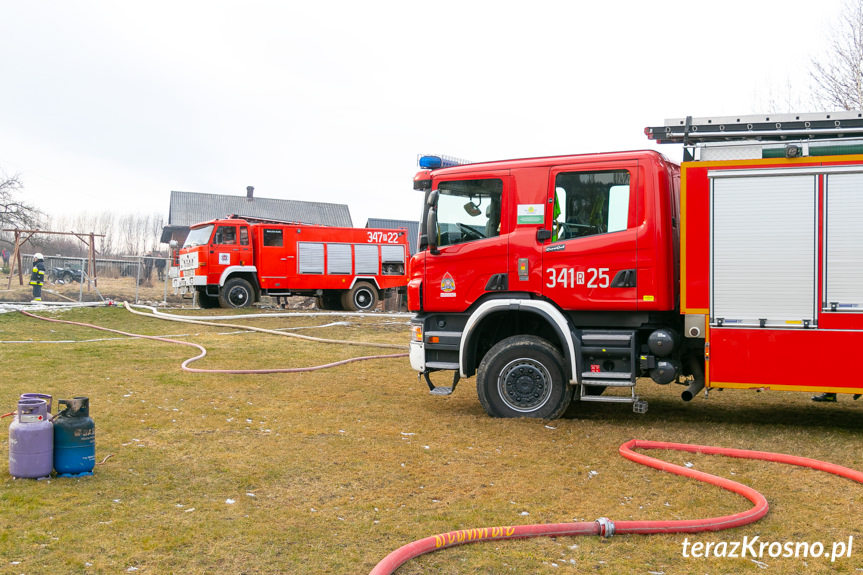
1,305,862,574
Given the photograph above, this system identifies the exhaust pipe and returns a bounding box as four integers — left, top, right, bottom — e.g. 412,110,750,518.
681,356,705,401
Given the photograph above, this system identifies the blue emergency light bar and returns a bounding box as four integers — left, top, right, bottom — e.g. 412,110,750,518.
418,154,471,169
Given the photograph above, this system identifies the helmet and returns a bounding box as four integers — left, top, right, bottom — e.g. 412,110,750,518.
33,253,43,261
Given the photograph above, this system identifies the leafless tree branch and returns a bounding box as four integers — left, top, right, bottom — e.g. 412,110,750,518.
811,0,863,110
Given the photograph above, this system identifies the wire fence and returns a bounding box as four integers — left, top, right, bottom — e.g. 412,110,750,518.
5,254,180,305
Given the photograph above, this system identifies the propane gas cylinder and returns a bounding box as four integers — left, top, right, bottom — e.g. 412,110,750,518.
9,398,54,478
19,393,52,412
53,397,95,475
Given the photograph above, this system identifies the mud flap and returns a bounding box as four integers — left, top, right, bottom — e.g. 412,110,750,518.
423,370,461,396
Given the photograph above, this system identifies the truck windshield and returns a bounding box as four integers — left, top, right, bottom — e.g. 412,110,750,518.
432,179,503,247
183,225,214,248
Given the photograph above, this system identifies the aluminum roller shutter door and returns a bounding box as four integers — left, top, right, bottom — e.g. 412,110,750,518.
327,244,352,275
711,174,816,326
298,242,324,274
355,244,379,274
824,173,863,310
381,245,406,264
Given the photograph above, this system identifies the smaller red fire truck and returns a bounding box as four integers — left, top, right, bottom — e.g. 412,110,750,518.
172,215,409,310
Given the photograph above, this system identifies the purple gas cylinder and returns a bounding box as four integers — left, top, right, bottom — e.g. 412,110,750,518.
8,398,54,478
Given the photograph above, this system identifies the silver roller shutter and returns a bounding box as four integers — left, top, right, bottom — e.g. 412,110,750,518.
327,243,352,275
354,244,379,274
381,245,406,264
711,173,817,327
824,173,863,311
298,242,324,274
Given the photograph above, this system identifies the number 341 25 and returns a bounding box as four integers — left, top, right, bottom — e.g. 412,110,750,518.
546,267,609,289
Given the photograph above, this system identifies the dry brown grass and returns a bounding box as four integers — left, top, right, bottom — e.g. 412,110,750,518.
1,274,185,306
1,306,862,574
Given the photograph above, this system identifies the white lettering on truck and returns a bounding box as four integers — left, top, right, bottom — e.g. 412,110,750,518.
546,267,609,289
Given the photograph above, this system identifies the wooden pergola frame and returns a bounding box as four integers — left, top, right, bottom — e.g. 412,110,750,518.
2,228,105,289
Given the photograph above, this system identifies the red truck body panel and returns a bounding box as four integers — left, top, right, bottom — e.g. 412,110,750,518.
683,155,863,393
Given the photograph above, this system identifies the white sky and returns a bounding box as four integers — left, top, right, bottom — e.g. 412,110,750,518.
0,0,846,231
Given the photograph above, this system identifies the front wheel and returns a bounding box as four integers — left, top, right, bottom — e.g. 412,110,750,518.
476,335,573,419
219,278,254,308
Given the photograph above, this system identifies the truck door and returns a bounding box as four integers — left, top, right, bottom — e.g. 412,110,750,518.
256,227,290,289
423,173,509,312
542,163,638,311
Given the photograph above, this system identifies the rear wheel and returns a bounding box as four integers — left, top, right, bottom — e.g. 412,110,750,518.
342,281,378,312
476,335,573,419
219,278,254,308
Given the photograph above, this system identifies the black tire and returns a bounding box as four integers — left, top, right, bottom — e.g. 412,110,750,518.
342,281,378,312
316,291,344,311
197,289,220,309
219,278,254,308
62,271,74,283
476,335,573,419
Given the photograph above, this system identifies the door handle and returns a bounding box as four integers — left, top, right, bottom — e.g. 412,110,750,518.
610,269,637,288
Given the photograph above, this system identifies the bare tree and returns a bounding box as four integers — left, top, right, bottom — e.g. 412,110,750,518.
811,0,863,110
0,172,41,232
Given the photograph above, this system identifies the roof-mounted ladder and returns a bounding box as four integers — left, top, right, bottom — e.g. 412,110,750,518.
645,111,863,145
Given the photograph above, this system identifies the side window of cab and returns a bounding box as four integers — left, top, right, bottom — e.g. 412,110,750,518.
215,225,237,245
552,170,631,241
434,178,503,247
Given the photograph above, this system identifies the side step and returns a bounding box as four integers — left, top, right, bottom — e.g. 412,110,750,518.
575,329,646,413
422,366,460,396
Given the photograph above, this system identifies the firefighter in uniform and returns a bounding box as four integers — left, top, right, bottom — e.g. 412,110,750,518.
30,252,45,302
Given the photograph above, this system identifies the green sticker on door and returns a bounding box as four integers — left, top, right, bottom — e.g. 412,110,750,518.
517,204,544,224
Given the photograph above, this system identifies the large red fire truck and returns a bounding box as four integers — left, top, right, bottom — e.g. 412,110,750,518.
173,215,409,310
407,111,863,418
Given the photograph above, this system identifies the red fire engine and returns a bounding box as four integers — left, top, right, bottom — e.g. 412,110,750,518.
173,215,409,310
408,111,863,418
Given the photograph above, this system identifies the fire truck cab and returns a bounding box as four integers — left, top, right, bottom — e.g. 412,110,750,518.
408,112,863,418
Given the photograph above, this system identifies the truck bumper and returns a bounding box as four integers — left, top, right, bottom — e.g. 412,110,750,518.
172,275,206,294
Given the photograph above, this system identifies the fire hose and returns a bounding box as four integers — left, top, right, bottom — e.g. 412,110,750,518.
19,306,407,374
369,439,863,574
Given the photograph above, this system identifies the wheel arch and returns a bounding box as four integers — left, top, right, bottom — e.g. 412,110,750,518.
459,299,575,381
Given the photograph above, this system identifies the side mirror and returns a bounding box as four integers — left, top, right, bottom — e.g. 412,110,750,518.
427,208,439,255
427,190,439,207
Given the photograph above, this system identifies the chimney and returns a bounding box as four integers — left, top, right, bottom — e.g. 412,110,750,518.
246,186,255,201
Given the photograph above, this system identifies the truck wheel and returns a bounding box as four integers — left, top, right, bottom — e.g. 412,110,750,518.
476,335,573,419
197,289,219,309
342,281,378,312
219,278,254,308
316,292,343,311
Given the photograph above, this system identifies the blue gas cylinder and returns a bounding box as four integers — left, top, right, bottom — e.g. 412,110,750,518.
53,397,95,475
9,398,54,478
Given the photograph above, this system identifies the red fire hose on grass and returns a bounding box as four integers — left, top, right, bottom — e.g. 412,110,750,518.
369,439,863,574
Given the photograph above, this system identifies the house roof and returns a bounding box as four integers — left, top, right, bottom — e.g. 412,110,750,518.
366,218,419,255
167,191,353,228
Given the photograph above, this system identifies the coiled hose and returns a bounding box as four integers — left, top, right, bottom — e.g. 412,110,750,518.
370,439,863,574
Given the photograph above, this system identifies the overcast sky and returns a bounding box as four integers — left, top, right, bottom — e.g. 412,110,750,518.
0,0,847,232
